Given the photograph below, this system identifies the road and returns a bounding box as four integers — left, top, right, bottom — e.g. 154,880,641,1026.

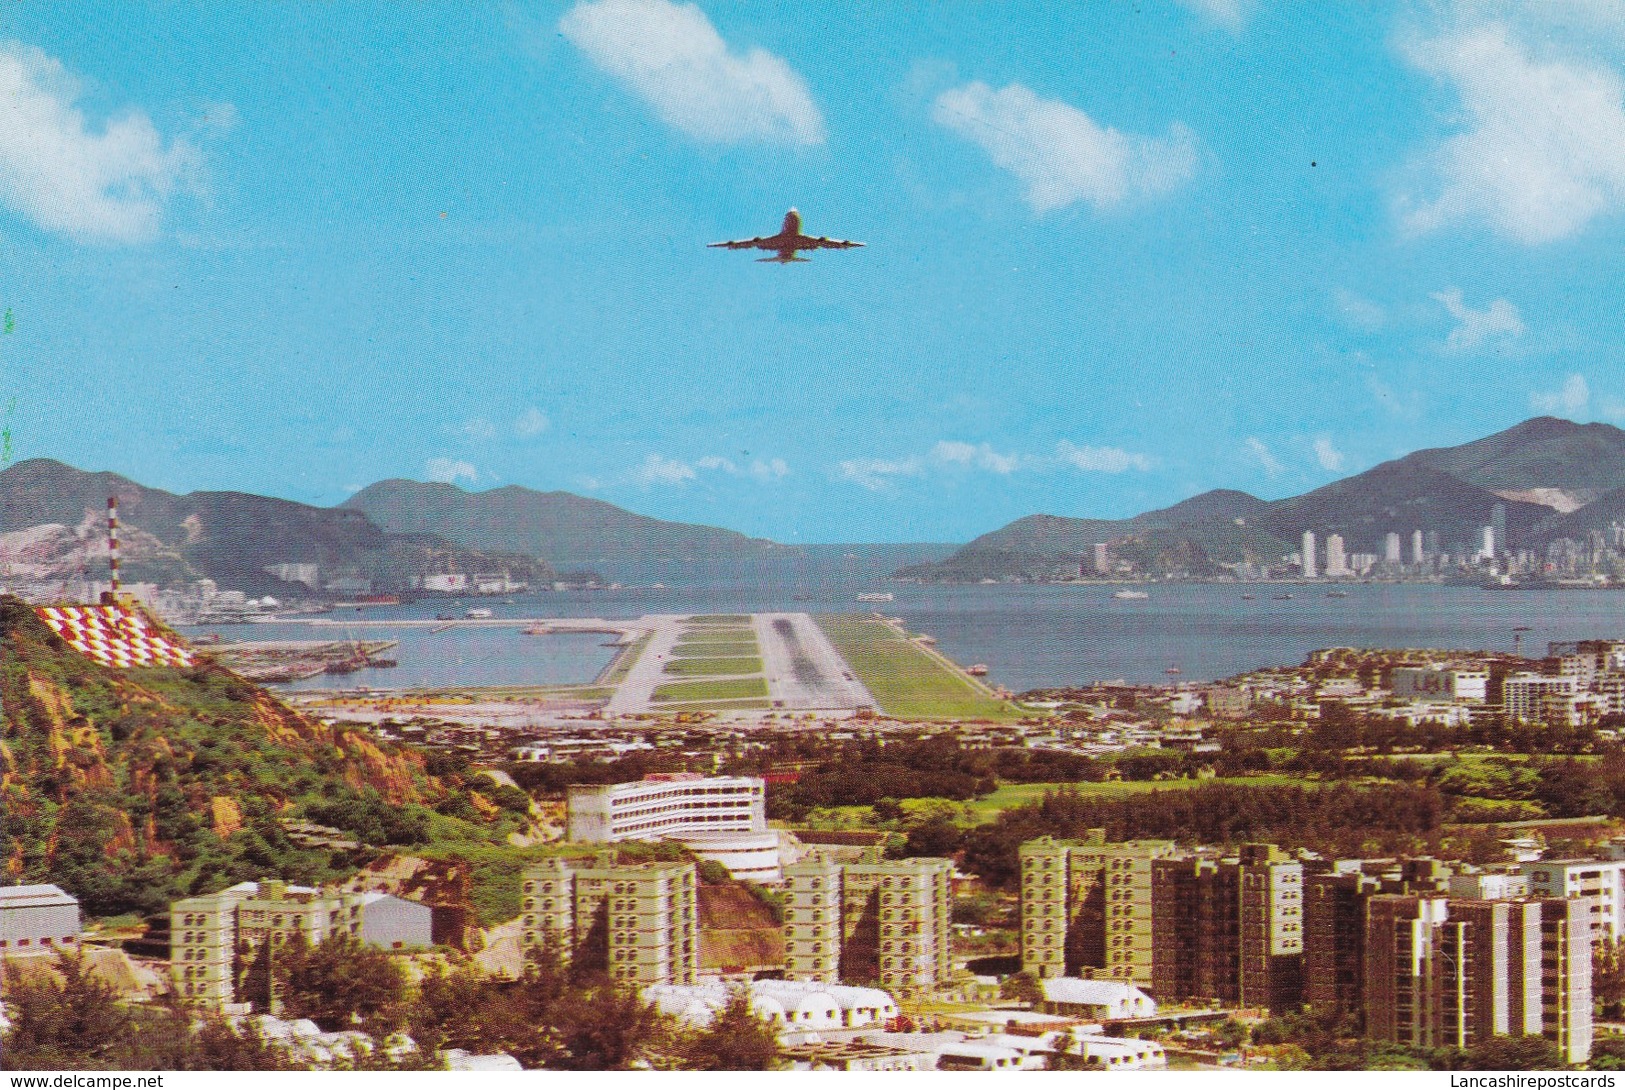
754,612,877,712
601,614,686,716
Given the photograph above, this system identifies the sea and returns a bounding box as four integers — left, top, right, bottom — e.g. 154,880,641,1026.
188,563,1625,695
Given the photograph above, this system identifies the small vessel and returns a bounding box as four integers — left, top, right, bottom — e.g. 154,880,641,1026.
857,592,895,602
522,624,550,635
1273,593,1294,600
333,594,401,608
1240,594,1256,600
1165,666,1182,675
966,664,989,676
1112,590,1150,600
465,608,494,619
1326,590,1349,598
435,613,456,621
792,593,814,602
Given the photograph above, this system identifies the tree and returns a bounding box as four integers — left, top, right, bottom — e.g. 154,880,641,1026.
274,933,407,1034
679,988,781,1070
999,971,1043,1006
1462,1035,1567,1071
898,814,964,859
0,952,137,1069
548,984,669,1070
0,952,296,1071
1596,938,1625,1017
1046,1027,1091,1071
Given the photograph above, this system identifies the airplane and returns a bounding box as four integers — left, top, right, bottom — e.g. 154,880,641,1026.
709,208,864,263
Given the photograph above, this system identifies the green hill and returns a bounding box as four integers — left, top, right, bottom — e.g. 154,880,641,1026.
0,597,520,918
341,478,789,574
905,418,1625,581
899,489,1280,581
1407,416,1625,492
0,459,551,596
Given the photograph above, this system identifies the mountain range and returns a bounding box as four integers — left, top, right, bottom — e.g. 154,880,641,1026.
901,417,1625,582
8,416,1625,593
0,459,553,597
341,478,787,573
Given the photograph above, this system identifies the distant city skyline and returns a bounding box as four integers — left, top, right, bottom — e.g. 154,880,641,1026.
7,3,1625,541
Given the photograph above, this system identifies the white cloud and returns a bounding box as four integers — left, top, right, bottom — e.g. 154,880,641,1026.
1313,437,1347,472
633,453,698,486
559,0,824,145
688,454,790,482
748,457,789,481
1334,288,1388,331
515,407,551,436
0,42,202,242
931,440,1023,474
837,456,924,491
1175,0,1252,31
932,81,1197,212
1432,287,1525,352
838,439,1152,489
454,417,498,440
1246,437,1284,477
1531,373,1591,415
426,458,478,485
1398,23,1625,243
1054,441,1154,473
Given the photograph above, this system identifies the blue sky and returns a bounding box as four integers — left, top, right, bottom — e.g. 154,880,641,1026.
5,1,1625,542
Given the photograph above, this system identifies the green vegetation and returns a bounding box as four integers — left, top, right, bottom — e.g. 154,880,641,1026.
651,677,770,703
0,597,519,920
669,640,757,656
4,939,780,1071
813,614,1025,721
652,699,773,713
798,775,1312,827
1,952,312,1070
663,657,763,677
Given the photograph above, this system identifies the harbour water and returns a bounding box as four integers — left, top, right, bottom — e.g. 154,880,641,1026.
191,578,1625,694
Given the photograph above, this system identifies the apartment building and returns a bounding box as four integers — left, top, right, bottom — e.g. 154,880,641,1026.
171,882,258,1005
1304,868,1381,1021
169,881,433,1006
782,855,953,995
1019,834,1178,988
1501,674,1580,723
1522,857,1625,942
1150,844,1303,1012
519,857,699,987
1364,895,1591,1063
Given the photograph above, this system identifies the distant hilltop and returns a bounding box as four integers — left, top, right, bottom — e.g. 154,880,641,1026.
901,417,1625,582
341,478,788,572
0,458,552,599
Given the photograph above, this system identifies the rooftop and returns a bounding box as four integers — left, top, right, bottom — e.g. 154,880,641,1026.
0,884,77,908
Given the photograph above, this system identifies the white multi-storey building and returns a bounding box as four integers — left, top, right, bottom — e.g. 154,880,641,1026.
1325,534,1348,577
567,774,767,842
1523,858,1625,943
1502,674,1581,723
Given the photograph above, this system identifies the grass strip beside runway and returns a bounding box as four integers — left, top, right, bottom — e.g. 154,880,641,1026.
813,614,1025,722
650,676,771,702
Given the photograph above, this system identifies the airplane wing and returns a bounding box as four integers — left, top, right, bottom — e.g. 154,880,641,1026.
708,236,778,250
804,236,864,250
